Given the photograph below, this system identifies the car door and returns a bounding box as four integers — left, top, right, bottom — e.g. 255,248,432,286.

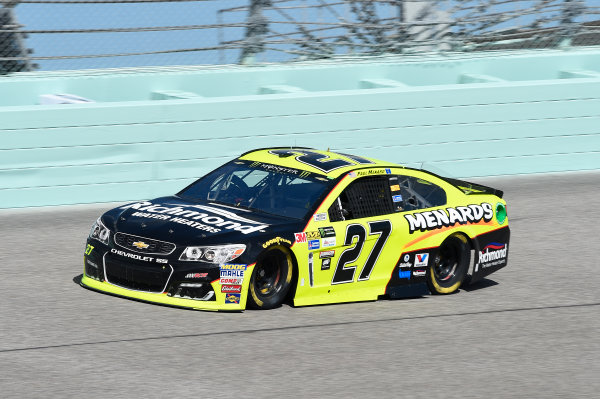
304,173,400,304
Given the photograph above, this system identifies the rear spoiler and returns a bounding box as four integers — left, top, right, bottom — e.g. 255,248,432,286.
441,177,504,198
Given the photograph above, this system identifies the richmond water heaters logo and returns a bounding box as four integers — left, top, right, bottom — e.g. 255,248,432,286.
477,243,508,269
124,202,269,234
404,203,494,234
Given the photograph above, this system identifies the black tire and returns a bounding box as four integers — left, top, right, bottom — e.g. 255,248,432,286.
427,234,470,294
247,247,293,309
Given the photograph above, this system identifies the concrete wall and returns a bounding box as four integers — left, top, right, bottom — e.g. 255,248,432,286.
1,49,600,208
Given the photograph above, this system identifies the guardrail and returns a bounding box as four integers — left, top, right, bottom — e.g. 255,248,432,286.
1,48,599,208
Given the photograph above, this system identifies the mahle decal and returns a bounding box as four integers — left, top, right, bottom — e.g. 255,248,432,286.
404,203,494,234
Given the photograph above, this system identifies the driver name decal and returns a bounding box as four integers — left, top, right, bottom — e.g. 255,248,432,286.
404,203,494,234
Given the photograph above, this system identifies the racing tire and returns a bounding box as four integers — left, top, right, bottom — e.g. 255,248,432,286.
427,235,470,295
247,247,293,310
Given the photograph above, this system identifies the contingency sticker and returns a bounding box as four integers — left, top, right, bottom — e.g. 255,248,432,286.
221,285,242,293
220,264,246,282
322,237,336,248
313,213,327,222
414,253,429,267
318,227,336,238
225,293,241,304
294,232,307,243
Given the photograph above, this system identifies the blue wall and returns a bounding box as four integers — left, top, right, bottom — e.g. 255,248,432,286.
1,49,600,208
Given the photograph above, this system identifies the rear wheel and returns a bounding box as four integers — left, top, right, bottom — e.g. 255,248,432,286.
247,247,293,309
428,235,470,294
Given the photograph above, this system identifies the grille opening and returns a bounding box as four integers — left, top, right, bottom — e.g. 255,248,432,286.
167,282,215,301
85,258,101,281
114,232,175,255
104,256,171,293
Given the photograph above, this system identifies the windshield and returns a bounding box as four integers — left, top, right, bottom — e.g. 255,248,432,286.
178,160,333,219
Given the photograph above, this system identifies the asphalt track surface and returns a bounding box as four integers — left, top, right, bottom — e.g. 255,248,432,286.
1,171,599,399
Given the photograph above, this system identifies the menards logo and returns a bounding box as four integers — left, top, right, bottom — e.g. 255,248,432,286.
404,203,494,234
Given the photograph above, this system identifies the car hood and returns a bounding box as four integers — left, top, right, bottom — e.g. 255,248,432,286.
103,196,304,246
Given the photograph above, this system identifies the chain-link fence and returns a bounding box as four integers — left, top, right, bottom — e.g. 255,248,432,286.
2,0,600,73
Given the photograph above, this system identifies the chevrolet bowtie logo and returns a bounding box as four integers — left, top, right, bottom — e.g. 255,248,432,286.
132,241,149,249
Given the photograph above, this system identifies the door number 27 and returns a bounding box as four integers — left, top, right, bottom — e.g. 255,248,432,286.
332,220,392,285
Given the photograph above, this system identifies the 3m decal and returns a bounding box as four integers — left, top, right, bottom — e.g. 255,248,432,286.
414,253,429,267
221,285,242,293
405,203,494,234
294,232,307,243
318,226,336,238
332,220,392,285
319,250,335,258
262,237,292,248
126,202,269,234
225,293,241,304
84,244,94,255
308,239,320,250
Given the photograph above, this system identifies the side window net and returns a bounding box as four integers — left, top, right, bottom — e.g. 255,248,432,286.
328,176,394,221
394,176,447,211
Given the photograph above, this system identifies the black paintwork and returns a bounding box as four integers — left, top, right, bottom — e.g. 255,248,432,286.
86,196,307,293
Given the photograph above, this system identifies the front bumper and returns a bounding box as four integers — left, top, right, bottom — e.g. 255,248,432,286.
82,238,254,311
80,273,252,311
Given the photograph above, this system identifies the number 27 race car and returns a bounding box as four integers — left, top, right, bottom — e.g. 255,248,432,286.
81,148,509,311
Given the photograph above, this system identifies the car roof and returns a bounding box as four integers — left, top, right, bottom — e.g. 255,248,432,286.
238,147,403,179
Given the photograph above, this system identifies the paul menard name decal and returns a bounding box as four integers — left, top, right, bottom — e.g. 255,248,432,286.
405,203,494,234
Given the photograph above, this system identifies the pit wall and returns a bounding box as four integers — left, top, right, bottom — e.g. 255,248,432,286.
1,49,600,208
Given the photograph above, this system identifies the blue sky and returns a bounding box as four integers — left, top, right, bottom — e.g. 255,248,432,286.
12,0,598,71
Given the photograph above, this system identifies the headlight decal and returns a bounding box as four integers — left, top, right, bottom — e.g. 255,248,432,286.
89,217,110,245
179,244,246,264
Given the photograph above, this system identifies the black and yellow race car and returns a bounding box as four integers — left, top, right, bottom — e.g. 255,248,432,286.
82,148,509,311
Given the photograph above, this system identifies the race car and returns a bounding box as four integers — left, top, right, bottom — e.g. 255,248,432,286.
81,147,509,311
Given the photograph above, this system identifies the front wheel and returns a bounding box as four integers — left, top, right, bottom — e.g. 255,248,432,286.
247,247,293,309
427,235,470,294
